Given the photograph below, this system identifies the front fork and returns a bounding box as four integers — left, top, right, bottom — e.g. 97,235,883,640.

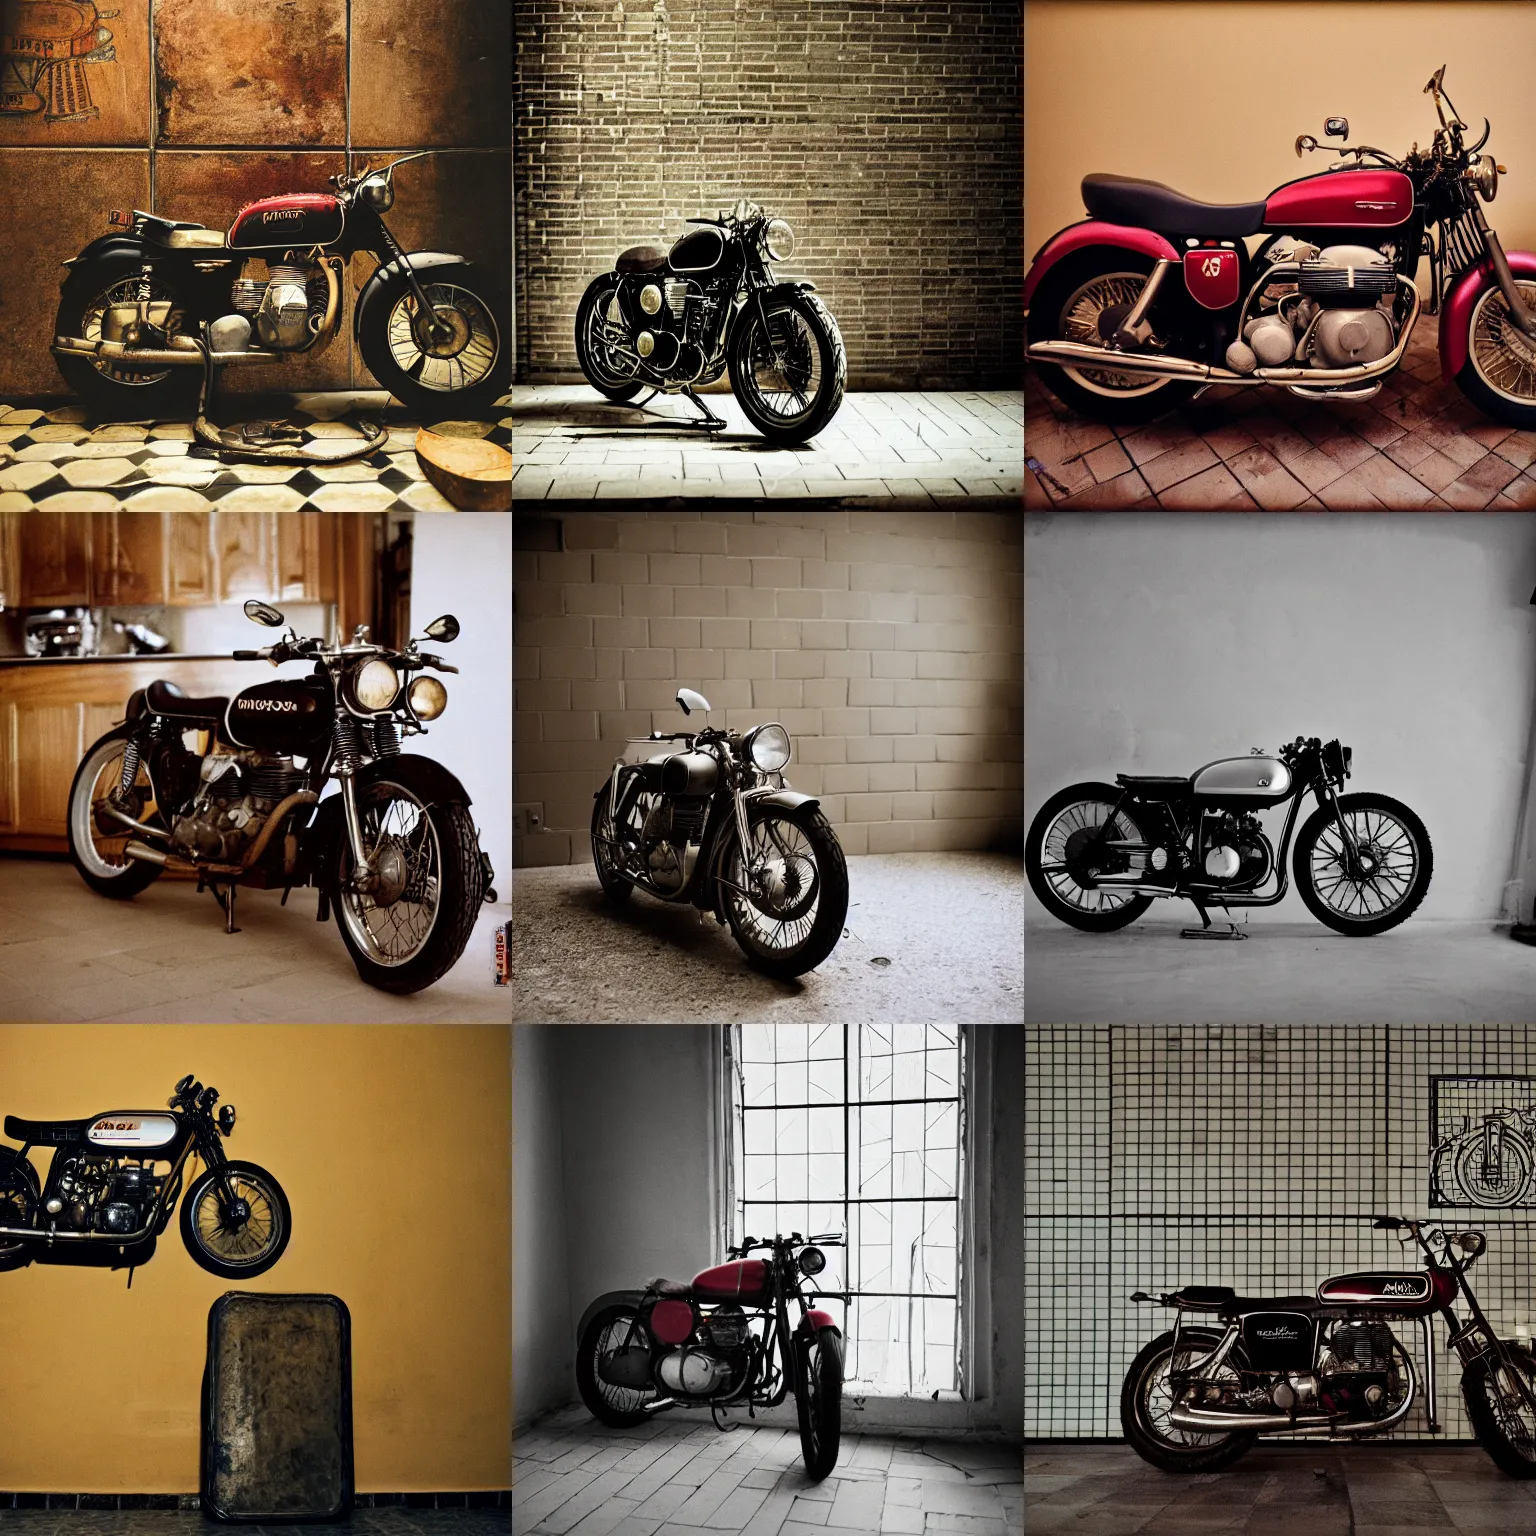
1319,780,1368,873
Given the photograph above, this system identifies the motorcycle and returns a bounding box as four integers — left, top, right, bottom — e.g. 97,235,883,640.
576,1232,846,1479
1026,735,1432,937
575,198,847,444
1123,1216,1536,1478
65,600,497,995
590,688,849,979
1025,66,1536,428
0,1073,289,1282
51,150,509,425
1432,1105,1536,1209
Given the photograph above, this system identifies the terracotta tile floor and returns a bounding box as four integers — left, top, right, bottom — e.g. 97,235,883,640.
1025,331,1536,511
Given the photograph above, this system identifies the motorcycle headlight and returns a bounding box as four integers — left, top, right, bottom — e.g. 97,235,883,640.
1467,153,1500,202
799,1246,826,1276
354,658,400,711
746,722,791,773
359,173,394,213
764,217,795,261
409,675,448,721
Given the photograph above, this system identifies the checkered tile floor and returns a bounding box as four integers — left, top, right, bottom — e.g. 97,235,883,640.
1025,331,1536,510
0,393,513,512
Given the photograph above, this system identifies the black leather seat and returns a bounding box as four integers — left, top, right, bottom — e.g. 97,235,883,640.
1171,1286,1235,1308
1116,774,1189,798
1231,1295,1320,1314
146,679,228,719
4,1114,87,1146
1172,1285,1318,1314
648,1277,693,1298
617,244,667,274
1082,173,1268,239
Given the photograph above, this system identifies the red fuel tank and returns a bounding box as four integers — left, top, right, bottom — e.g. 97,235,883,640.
229,193,345,249
692,1259,768,1302
1264,169,1414,229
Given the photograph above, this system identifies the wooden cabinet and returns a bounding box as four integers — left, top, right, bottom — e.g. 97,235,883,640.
91,513,167,606
18,514,92,606
165,513,214,604
277,514,322,602
216,513,274,601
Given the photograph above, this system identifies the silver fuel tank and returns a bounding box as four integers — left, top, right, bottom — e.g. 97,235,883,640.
1190,755,1293,806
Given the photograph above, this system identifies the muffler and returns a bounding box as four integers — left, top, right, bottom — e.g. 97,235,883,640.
1169,1403,1328,1432
52,335,283,367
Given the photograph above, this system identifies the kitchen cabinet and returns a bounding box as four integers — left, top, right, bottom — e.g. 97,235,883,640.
277,514,322,603
216,513,274,601
165,513,214,605
17,514,92,606
91,513,167,606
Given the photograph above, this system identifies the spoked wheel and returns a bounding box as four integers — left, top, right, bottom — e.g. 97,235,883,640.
576,1306,662,1428
1457,279,1536,429
1465,1342,1536,1477
729,290,846,444
1293,792,1433,936
589,789,636,902
1026,781,1155,932
575,274,645,403
796,1325,844,1480
66,729,164,899
332,782,485,993
0,1158,37,1273
179,1161,291,1279
1455,1132,1534,1208
721,806,849,979
1120,1329,1255,1473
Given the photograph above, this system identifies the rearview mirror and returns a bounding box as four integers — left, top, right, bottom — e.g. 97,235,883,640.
243,600,284,627
677,688,712,716
424,613,459,643
1324,116,1348,139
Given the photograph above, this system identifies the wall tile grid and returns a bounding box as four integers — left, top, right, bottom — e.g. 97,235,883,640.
513,0,1023,388
513,510,1022,867
1026,1026,1536,1442
0,0,509,396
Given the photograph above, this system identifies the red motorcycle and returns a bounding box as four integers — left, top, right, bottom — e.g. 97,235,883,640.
575,1232,846,1478
1025,66,1536,427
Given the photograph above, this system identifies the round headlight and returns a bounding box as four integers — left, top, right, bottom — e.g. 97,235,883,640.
409,675,448,721
765,218,795,261
799,1246,826,1276
354,658,399,711
748,723,791,773
1468,153,1500,202
360,173,395,213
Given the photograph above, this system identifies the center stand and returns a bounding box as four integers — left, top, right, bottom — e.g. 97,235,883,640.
590,386,727,433
1180,896,1247,940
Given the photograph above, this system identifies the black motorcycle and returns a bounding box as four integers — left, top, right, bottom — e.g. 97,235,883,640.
590,688,849,979
0,1074,289,1282
575,198,847,443
66,600,496,995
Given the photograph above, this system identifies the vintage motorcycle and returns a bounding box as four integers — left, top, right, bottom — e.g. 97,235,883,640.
1124,1216,1536,1478
51,150,509,422
576,1232,846,1479
1026,67,1536,427
591,688,849,979
1026,735,1432,937
575,198,847,443
0,1073,289,1282
65,600,496,994
1432,1105,1536,1209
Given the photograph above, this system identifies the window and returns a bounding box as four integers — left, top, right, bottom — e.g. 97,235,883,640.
726,1024,965,1396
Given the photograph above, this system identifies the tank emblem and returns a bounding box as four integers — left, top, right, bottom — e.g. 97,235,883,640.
261,208,304,224
238,698,298,711
1257,778,1270,787
1381,1279,1417,1295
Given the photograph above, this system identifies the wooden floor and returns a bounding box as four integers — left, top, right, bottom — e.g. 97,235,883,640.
513,1407,1022,1536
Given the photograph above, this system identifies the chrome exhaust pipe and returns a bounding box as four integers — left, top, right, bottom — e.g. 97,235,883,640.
0,1219,154,1243
1169,1404,1330,1432
52,336,285,367
124,840,169,866
97,804,171,842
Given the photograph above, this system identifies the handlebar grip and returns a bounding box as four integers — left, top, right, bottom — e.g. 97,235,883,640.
1372,1216,1403,1229
233,650,261,660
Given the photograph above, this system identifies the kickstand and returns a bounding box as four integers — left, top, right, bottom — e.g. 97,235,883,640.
1180,896,1246,941
217,883,241,935
681,387,727,432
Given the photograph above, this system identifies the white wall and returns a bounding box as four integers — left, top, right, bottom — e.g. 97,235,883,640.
1026,514,1536,924
411,514,512,893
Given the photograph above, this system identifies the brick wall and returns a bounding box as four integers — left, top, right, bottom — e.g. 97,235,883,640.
513,510,1022,868
512,1,1022,389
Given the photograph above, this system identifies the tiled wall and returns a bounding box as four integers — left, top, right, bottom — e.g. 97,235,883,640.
0,0,509,397
1026,1027,1536,1442
512,0,1023,389
513,510,1022,868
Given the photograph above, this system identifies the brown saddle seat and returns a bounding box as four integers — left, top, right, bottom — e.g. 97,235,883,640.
617,245,667,274
648,1277,693,1299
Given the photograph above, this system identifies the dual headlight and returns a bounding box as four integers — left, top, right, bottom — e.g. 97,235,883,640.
745,722,791,773
1467,153,1501,202
351,659,449,721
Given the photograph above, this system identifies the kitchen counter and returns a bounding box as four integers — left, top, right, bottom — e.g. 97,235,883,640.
0,653,250,665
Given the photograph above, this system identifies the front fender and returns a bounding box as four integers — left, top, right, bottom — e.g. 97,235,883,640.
1023,219,1180,309
725,280,821,356
354,251,477,343
577,1289,649,1345
753,788,821,814
1439,250,1536,380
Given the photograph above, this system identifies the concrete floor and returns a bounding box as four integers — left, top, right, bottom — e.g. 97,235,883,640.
516,1406,1021,1536
1025,1442,1532,1535
1026,919,1536,1023
513,852,1023,1023
0,1515,507,1534
510,387,1022,504
0,858,510,1022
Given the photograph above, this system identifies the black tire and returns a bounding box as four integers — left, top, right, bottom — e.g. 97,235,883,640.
1121,1329,1256,1473
1454,1132,1534,1208
331,784,486,994
796,1325,843,1480
576,1305,660,1428
1026,781,1155,932
721,805,848,979
1292,792,1433,936
53,254,199,421
179,1160,291,1280
0,1152,38,1273
590,790,634,903
66,727,165,900
357,262,509,417
1452,275,1536,429
575,274,645,403
1027,247,1197,425
728,290,847,445
1464,1343,1536,1477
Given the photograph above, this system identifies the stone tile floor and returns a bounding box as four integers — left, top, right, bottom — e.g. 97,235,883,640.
510,387,1022,504
0,393,513,512
1025,1442,1533,1535
1025,329,1536,510
515,1406,1021,1536
0,1514,507,1534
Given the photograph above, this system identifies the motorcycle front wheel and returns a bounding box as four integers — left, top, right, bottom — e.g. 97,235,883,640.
1026,782,1155,932
1455,279,1536,429
1292,793,1433,936
575,275,645,403
1464,1343,1536,1477
1455,1133,1534,1208
576,1305,662,1428
796,1325,843,1480
721,806,848,979
179,1161,291,1279
66,728,165,900
1121,1328,1255,1473
728,290,847,444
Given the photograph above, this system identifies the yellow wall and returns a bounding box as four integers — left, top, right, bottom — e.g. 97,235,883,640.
1025,2,1536,266
0,1025,510,1494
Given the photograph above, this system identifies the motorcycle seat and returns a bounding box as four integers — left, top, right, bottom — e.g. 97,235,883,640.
1228,1294,1320,1315
1170,1285,1235,1309
1116,774,1189,797
1082,173,1268,240
127,210,230,250
616,244,668,274
4,1114,87,1146
146,679,229,719
648,1277,693,1299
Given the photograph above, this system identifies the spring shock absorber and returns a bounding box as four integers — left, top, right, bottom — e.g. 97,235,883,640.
117,738,142,796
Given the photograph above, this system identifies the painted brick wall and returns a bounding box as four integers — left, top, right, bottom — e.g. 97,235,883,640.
512,1,1022,389
513,510,1022,868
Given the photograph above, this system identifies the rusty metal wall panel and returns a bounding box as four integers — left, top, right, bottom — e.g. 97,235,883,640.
202,1291,353,1523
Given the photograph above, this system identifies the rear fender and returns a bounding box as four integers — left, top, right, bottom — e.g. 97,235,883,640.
60,235,148,275
1439,250,1536,379
577,1289,650,1345
1024,220,1181,309
0,1144,39,1200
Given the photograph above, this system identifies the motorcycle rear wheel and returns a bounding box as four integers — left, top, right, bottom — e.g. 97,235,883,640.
575,275,646,403
1292,792,1433,936
1121,1328,1255,1473
66,728,165,900
590,790,635,902
576,1305,662,1427
796,1325,843,1480
1464,1343,1536,1477
1026,782,1155,932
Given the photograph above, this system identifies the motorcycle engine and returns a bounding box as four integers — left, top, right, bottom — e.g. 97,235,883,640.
48,1156,160,1234
1320,1321,1401,1420
1199,812,1271,886
626,277,713,385
231,260,329,351
657,1347,732,1396
637,796,709,894
171,752,308,864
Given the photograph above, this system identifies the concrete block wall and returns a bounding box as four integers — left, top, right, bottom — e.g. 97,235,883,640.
513,510,1022,868
512,0,1023,388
